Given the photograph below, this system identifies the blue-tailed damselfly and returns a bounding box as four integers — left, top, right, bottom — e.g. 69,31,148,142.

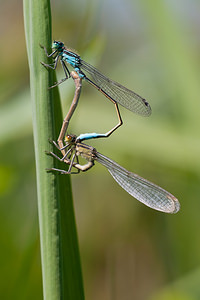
41,41,151,141
47,135,180,214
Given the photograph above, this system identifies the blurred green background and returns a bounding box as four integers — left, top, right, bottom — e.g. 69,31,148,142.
1,0,200,299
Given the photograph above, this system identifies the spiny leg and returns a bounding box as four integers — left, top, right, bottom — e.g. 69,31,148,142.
40,44,57,58
66,153,80,174
41,54,59,70
40,45,70,88
46,151,80,174
49,139,70,152
46,167,71,174
49,60,71,88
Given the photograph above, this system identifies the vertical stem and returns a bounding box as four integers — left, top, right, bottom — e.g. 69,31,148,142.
23,0,85,299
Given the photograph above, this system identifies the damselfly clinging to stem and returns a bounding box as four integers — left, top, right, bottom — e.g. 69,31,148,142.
46,135,180,214
41,41,152,141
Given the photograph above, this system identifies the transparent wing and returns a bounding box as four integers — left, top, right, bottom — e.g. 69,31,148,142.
95,152,180,213
80,59,151,117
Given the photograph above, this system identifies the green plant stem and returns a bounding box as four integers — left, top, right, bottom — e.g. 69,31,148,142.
23,0,84,299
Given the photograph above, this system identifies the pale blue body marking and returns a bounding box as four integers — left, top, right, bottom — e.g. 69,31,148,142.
77,133,107,142
62,52,79,68
62,52,85,78
74,68,85,78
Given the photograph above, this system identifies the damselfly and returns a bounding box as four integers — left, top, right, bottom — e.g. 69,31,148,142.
41,41,151,141
47,135,180,214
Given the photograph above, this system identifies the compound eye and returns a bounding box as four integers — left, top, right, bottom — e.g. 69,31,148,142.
65,135,72,142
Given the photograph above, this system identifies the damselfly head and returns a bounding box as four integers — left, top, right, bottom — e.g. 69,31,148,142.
64,134,77,144
52,40,64,51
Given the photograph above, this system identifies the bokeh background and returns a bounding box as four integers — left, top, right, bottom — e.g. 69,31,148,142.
1,0,200,299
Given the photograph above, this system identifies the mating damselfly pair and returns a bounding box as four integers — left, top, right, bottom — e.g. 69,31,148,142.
42,41,180,214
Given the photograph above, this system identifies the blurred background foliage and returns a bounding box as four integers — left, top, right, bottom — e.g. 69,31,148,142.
0,0,200,299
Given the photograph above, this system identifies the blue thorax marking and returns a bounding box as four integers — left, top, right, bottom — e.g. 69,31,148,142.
61,50,85,78
62,50,80,67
